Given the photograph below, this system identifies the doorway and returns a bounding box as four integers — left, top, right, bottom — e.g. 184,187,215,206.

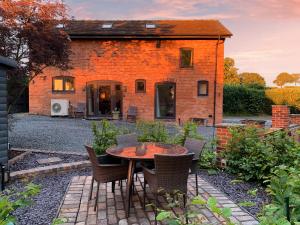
86,80,122,117
155,82,176,119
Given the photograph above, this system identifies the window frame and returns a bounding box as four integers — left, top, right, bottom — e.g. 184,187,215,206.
135,79,146,93
180,48,194,68
52,76,75,93
197,80,209,97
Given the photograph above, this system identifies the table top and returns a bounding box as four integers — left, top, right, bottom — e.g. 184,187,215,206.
106,143,188,160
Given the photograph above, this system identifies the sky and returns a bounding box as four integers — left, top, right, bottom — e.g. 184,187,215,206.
65,0,300,86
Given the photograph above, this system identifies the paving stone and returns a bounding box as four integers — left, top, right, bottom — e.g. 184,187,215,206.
56,175,258,224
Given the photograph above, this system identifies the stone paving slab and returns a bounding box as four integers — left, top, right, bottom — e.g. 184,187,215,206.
57,175,259,225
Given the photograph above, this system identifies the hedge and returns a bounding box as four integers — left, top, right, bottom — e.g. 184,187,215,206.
223,84,272,115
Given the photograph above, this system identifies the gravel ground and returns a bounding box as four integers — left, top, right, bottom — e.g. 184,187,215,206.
7,169,91,225
10,152,88,172
198,170,271,216
8,113,214,153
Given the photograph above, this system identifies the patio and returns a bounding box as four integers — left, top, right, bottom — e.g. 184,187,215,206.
57,174,258,225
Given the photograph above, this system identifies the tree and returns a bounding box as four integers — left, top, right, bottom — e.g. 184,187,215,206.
0,0,71,112
273,72,296,87
224,57,240,85
291,73,300,85
239,72,266,88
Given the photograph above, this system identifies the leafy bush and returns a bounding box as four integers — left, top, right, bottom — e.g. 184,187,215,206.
223,84,272,115
223,127,299,181
266,87,300,113
136,120,169,143
259,165,300,224
156,194,235,225
0,183,40,225
92,120,119,155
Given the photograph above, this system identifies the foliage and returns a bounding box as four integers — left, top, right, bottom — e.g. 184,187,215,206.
224,57,240,85
223,84,271,115
238,201,256,207
91,120,119,155
172,121,203,146
0,0,70,112
261,165,300,223
0,183,41,225
198,139,217,170
273,72,298,87
266,87,300,113
239,72,266,87
156,194,235,225
136,121,169,143
223,127,299,181
51,218,67,225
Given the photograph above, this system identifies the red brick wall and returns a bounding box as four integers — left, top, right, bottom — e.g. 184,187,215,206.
290,114,300,125
272,105,290,128
29,39,225,124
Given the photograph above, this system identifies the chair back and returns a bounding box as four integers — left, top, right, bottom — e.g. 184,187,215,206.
76,102,85,112
127,106,137,116
154,153,194,194
85,145,102,177
116,133,139,147
184,138,206,161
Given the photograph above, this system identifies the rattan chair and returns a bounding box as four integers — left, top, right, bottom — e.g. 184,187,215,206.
85,145,128,211
142,153,194,224
184,138,207,195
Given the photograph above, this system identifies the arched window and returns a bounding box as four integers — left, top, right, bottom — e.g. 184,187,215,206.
52,76,75,92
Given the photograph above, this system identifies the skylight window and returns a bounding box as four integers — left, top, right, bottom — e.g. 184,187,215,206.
102,23,113,29
145,24,156,29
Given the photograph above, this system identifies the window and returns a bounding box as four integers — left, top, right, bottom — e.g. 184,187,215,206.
180,48,193,68
52,76,75,92
198,80,209,96
102,23,113,29
135,79,146,93
145,23,156,29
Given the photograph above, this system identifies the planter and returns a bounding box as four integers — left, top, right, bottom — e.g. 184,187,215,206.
112,111,120,120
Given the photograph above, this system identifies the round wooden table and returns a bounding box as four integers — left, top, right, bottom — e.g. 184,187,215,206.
106,143,188,217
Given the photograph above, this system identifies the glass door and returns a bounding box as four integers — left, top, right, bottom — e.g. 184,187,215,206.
155,82,176,119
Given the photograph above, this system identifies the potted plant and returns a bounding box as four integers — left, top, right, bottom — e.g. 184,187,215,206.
112,108,120,120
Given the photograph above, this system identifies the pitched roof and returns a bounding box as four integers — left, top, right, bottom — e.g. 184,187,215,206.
65,20,232,39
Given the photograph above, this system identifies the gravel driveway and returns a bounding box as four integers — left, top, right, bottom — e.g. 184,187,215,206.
9,113,214,153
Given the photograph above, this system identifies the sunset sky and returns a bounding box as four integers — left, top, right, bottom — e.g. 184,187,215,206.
65,0,300,86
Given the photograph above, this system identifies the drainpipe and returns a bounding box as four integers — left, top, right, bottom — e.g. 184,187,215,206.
213,36,221,127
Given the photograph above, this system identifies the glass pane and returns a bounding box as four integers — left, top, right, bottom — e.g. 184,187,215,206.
198,82,208,95
65,77,74,91
53,78,63,91
136,81,145,92
156,83,175,118
181,49,192,67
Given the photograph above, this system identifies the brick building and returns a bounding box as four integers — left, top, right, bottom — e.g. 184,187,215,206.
29,20,232,125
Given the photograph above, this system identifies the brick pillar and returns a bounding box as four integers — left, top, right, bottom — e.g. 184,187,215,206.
272,105,290,128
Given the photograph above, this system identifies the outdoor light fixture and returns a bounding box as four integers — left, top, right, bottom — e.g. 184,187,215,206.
100,92,106,99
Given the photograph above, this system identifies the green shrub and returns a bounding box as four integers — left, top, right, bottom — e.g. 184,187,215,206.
223,84,271,115
92,120,119,155
172,121,204,146
136,120,169,143
259,165,300,224
266,87,300,113
156,195,235,225
0,183,40,225
223,127,299,181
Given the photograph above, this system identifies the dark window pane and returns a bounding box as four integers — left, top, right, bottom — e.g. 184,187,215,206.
136,80,146,93
198,81,208,96
180,49,193,67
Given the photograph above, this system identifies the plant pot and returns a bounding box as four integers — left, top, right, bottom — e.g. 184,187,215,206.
112,112,120,120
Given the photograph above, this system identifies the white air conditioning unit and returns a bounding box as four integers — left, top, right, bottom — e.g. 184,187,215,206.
51,99,69,116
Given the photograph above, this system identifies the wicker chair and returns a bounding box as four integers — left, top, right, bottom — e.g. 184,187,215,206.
142,153,194,224
85,145,128,211
127,106,137,122
184,138,207,195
